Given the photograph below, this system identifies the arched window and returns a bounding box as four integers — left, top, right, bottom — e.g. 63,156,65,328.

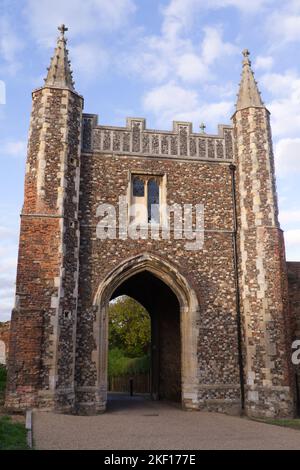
130,174,163,226
132,177,144,197
147,179,160,223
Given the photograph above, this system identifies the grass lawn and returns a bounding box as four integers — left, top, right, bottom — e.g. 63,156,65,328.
0,415,30,450
0,365,30,450
253,417,300,431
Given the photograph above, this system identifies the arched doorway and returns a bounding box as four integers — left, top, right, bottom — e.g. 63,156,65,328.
93,253,200,411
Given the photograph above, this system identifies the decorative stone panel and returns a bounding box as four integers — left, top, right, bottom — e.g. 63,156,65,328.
84,116,234,161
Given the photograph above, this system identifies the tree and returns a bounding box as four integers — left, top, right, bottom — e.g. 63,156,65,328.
109,296,151,357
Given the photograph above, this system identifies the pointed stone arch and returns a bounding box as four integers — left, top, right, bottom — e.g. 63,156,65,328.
92,252,201,411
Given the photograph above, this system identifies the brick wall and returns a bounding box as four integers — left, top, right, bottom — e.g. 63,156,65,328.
5,86,83,411
75,151,242,414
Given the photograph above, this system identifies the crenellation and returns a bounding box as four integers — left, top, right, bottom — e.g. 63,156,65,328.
83,115,234,161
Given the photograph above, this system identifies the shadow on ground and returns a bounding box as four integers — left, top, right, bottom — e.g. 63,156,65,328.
106,392,180,414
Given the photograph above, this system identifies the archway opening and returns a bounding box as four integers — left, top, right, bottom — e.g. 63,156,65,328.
109,270,182,404
94,253,200,413
108,295,151,396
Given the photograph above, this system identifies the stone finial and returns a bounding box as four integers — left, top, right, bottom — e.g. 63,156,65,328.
236,49,264,111
200,122,206,134
44,25,75,91
58,24,68,37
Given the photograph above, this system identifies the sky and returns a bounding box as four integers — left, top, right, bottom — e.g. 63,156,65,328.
0,0,300,321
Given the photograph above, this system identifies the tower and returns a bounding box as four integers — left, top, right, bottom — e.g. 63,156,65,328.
233,50,294,417
5,25,83,411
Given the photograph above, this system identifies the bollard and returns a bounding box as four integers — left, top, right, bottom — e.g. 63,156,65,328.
129,378,133,396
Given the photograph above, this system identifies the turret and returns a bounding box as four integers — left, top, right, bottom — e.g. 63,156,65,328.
232,50,294,417
5,26,83,411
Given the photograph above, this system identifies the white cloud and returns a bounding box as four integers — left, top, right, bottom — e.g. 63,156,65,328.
24,0,136,46
143,81,233,129
0,226,17,238
264,1,300,47
261,71,300,97
71,42,109,79
275,138,300,177
176,53,210,83
0,284,15,321
0,140,27,159
143,82,198,119
218,0,271,9
254,55,274,71
279,210,300,225
260,71,300,138
284,229,300,261
270,99,300,138
285,229,300,246
162,0,271,30
0,218,18,322
126,16,238,86
0,17,23,75
267,12,300,45
139,4,238,129
22,0,136,82
201,26,238,65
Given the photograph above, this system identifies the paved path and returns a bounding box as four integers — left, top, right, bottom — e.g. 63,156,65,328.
33,394,300,450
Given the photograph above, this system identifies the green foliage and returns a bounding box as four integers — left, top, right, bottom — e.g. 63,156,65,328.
109,296,151,357
253,417,300,430
108,348,150,377
0,416,30,450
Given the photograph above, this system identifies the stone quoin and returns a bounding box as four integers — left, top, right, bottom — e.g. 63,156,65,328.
5,27,300,417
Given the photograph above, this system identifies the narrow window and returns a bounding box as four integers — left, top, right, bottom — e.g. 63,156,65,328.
132,177,144,197
147,178,160,223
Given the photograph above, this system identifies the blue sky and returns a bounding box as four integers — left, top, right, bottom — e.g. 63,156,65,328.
0,0,300,321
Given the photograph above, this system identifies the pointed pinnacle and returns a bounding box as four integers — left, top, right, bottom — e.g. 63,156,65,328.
44,25,75,91
236,49,264,111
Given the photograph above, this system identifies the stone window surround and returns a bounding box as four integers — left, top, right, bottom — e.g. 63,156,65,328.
128,170,168,229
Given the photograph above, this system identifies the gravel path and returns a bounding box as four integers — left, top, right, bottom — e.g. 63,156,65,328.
33,394,300,450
